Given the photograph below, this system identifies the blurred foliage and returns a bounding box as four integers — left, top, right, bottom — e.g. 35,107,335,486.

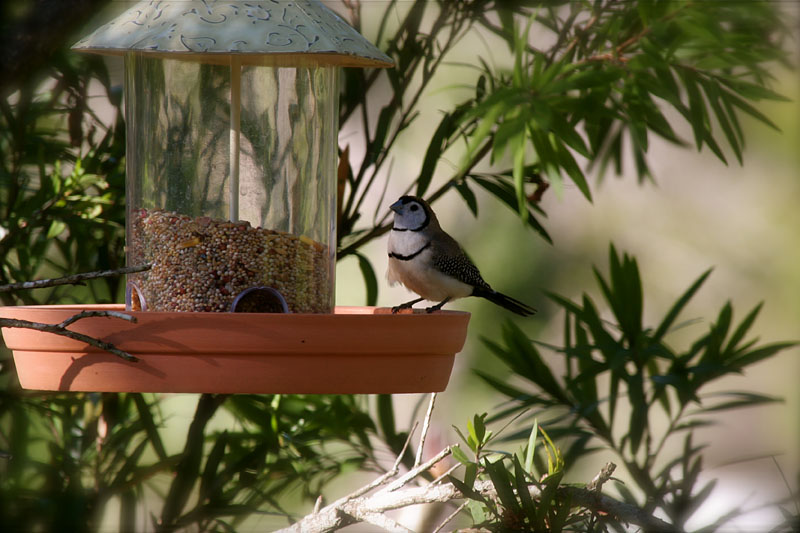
0,49,126,306
0,391,378,532
478,245,796,531
0,0,795,531
337,0,791,266
450,416,584,531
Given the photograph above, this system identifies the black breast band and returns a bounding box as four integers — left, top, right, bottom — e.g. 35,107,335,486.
388,241,431,261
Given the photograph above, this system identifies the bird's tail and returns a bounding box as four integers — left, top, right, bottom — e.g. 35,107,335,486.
473,287,537,316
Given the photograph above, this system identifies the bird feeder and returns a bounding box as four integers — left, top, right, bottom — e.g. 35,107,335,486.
73,0,393,313
0,0,472,394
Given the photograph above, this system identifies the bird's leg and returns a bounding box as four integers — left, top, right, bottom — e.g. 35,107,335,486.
391,297,424,314
425,297,451,313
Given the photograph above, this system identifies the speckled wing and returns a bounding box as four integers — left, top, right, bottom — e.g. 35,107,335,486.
431,235,491,291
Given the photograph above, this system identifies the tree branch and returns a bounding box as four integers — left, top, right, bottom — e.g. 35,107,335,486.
0,264,152,293
587,461,616,491
415,392,437,468
0,314,138,362
0,265,152,362
280,458,677,533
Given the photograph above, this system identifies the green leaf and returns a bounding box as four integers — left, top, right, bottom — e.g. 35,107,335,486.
716,77,791,102
544,291,584,316
495,321,570,405
731,342,797,372
354,252,378,306
474,369,535,401
550,113,591,159
470,175,552,243
513,455,537,524
466,500,487,524
723,302,762,355
469,413,488,447
464,462,478,488
699,77,743,165
451,443,471,465
133,394,168,461
449,475,488,505
653,268,713,341
370,105,396,165
109,438,151,491
555,67,622,92
511,129,527,219
492,112,530,164
200,431,228,500
627,372,648,456
554,138,592,202
699,391,782,413
539,426,563,475
464,90,526,160
483,457,521,516
680,68,708,152
46,220,67,239
524,422,538,474
452,425,472,452
724,89,781,131
454,180,478,216
416,106,467,197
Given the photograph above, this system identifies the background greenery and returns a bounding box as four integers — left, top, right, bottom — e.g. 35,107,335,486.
1,1,798,531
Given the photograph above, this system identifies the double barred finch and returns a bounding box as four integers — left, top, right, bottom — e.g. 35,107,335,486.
387,195,536,316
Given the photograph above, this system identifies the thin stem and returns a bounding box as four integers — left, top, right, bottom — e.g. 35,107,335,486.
415,393,437,468
0,315,138,362
431,501,468,533
0,264,151,293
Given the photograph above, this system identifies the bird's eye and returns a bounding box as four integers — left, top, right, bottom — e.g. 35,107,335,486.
410,204,419,212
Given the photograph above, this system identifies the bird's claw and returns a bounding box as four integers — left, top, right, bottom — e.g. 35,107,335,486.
424,297,450,314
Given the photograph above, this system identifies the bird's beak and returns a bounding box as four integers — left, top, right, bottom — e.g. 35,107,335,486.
389,200,403,214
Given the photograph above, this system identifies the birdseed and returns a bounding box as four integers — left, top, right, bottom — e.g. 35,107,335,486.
128,208,332,313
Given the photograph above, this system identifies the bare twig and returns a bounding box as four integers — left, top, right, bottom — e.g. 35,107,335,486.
279,455,676,533
346,509,411,533
431,501,469,533
415,392,437,468
0,265,151,361
431,461,461,486
587,461,616,492
313,495,323,515
0,315,138,362
57,310,137,329
279,445,453,533
0,264,151,293
384,446,452,493
339,423,418,504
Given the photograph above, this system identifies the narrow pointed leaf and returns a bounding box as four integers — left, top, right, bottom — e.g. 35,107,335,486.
354,252,378,306
653,268,713,341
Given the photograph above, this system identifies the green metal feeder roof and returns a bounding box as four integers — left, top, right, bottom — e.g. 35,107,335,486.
73,0,393,68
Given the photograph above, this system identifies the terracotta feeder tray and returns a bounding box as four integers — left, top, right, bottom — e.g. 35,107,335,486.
0,305,469,394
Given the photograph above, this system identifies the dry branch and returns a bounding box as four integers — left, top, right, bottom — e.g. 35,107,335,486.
279,457,676,533
0,265,151,361
415,392,437,468
587,461,616,491
0,264,151,293
1,314,138,362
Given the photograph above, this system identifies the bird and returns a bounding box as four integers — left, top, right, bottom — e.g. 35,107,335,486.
386,195,536,316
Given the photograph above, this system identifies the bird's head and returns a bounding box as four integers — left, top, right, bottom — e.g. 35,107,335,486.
389,196,436,231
